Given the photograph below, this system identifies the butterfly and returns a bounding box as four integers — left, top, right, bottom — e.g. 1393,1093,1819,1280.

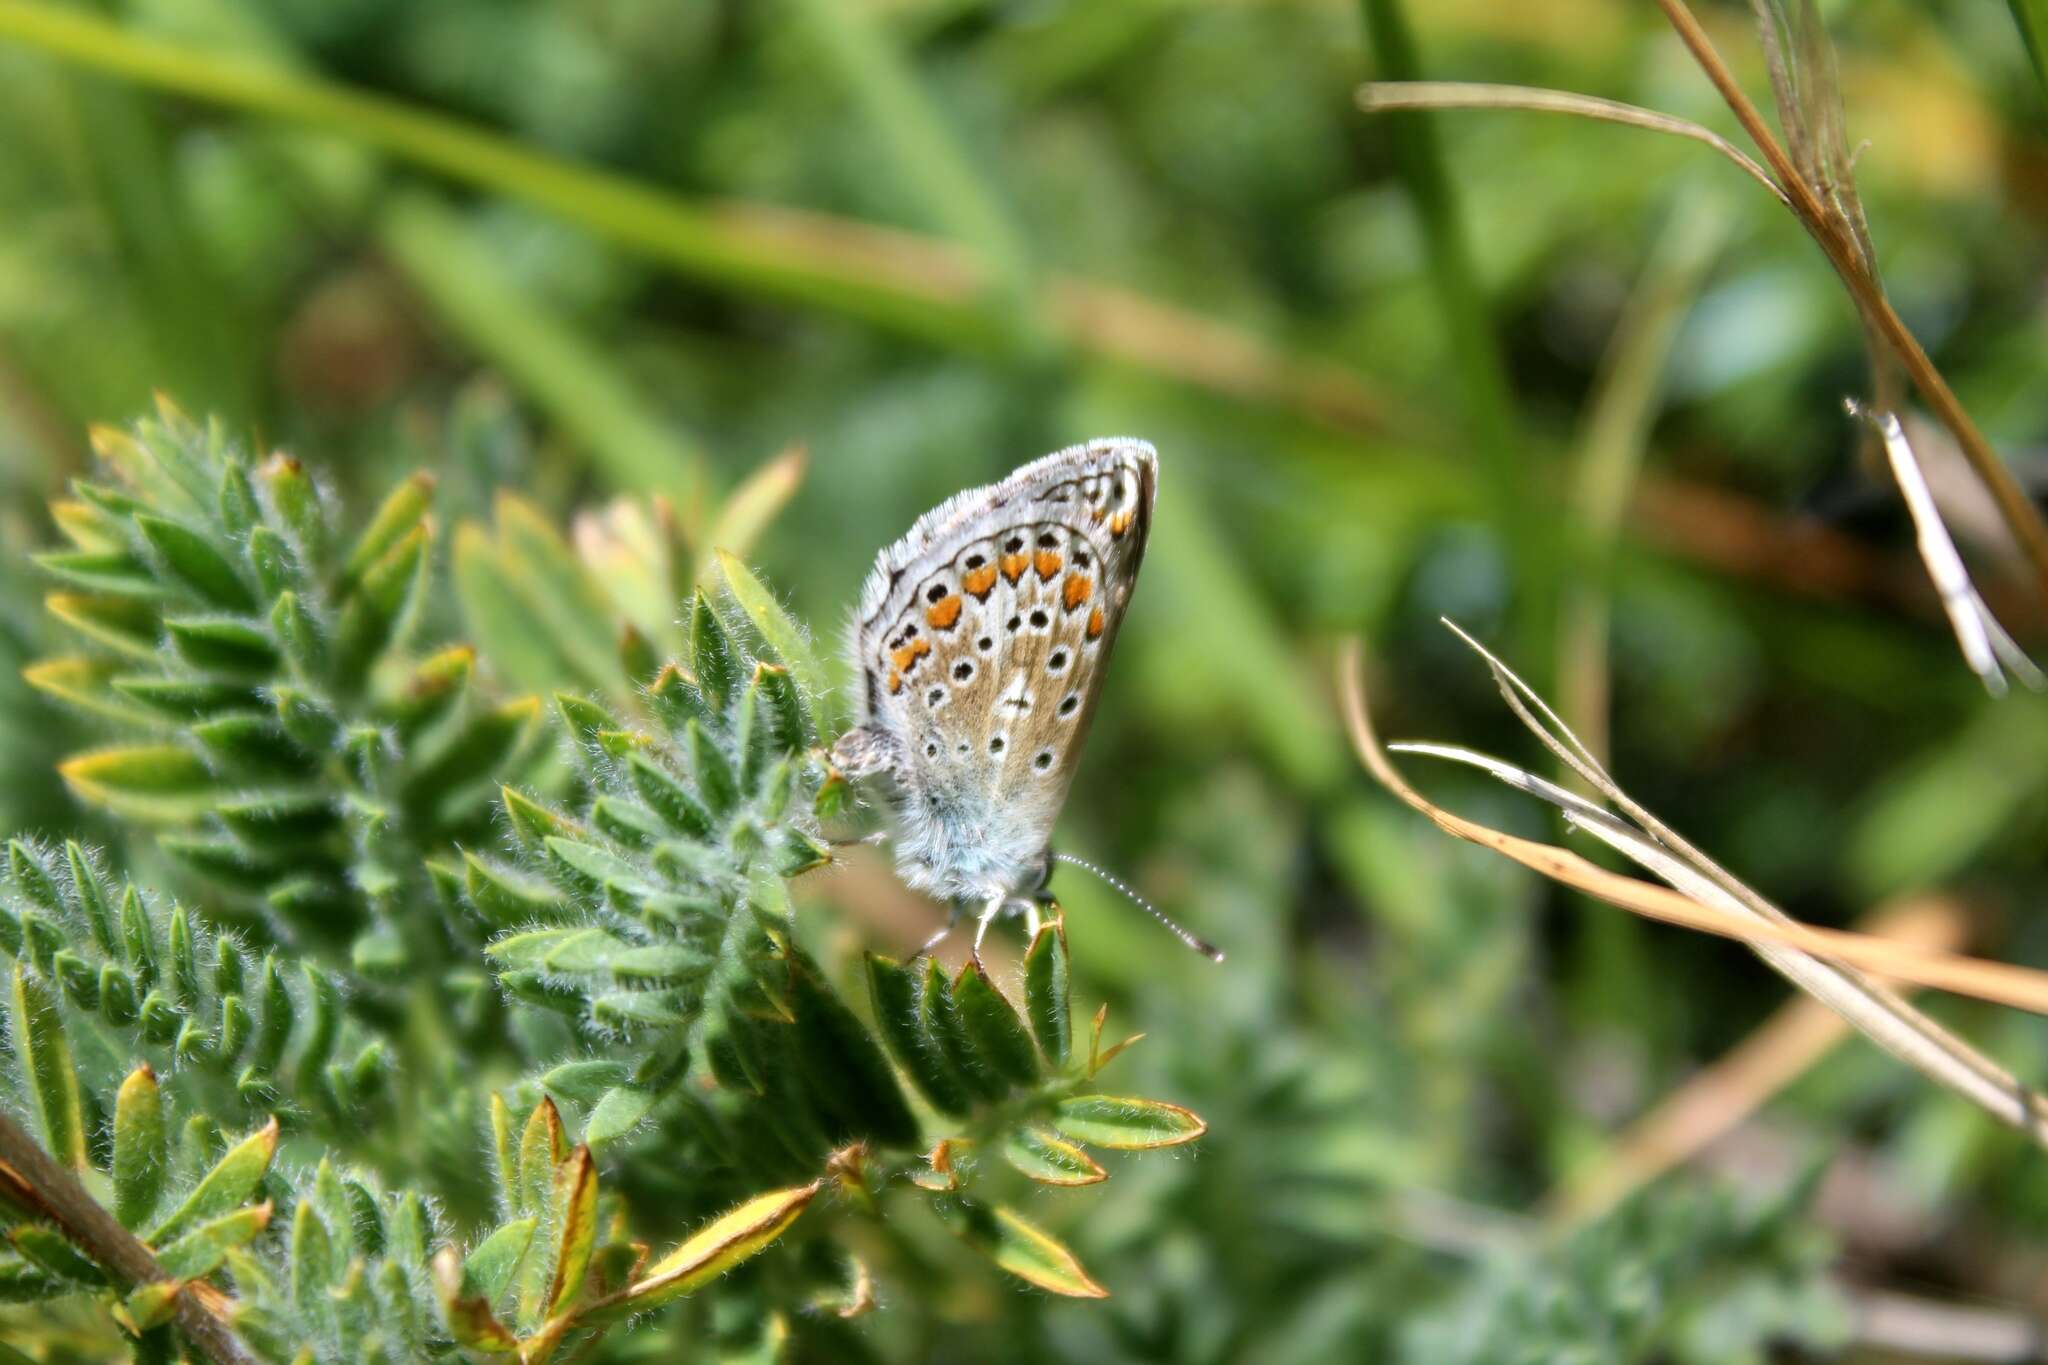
831,438,1219,961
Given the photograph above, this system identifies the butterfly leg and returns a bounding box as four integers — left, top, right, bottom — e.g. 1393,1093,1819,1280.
1021,899,1043,943
915,903,962,958
970,895,1008,965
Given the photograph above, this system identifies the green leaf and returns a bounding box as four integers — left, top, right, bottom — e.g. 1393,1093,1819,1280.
113,1064,168,1229
10,966,86,1169
290,1199,334,1317
547,1145,598,1316
624,750,714,838
689,593,742,709
584,1085,656,1147
1002,1125,1107,1186
59,745,215,822
952,963,1040,1089
134,513,253,611
124,1280,181,1331
920,955,1005,1104
686,719,738,817
44,590,161,659
155,1201,273,1280
958,1202,1108,1299
717,551,830,708
864,953,971,1117
433,1245,521,1352
581,1181,819,1323
9,1225,104,1285
20,657,161,727
541,1061,631,1105
516,1098,568,1219
1023,920,1071,1068
339,471,434,594
786,957,920,1148
150,1117,280,1243
165,615,278,674
1051,1095,1206,1150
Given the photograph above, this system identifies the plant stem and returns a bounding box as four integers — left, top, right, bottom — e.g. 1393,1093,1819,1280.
0,1110,255,1364
1655,0,2048,599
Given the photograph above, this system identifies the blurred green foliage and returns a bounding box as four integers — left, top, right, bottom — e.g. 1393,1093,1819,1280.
0,0,2046,1360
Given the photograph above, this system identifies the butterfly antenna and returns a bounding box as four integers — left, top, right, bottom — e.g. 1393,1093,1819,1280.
1052,853,1224,963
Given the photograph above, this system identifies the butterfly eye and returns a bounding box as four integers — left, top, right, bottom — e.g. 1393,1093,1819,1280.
1033,749,1055,772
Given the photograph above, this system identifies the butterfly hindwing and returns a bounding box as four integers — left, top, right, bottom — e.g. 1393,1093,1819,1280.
841,439,1156,903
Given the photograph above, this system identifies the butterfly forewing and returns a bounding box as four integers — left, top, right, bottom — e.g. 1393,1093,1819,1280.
843,439,1156,903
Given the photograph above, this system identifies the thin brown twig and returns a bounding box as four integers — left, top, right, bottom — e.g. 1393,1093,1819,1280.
0,1111,255,1364
1654,0,2048,597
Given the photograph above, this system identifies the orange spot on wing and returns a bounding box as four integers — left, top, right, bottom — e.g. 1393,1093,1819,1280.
1108,511,1133,537
1063,574,1092,611
1086,608,1105,639
1034,550,1062,581
963,565,998,599
888,672,903,694
926,595,963,630
891,638,931,672
1000,553,1029,583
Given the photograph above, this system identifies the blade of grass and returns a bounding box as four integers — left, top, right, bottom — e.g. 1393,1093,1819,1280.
1339,638,2048,1143
1655,0,2048,600
0,0,1402,438
378,193,707,499
1559,192,1729,769
782,0,1037,336
2012,0,2048,89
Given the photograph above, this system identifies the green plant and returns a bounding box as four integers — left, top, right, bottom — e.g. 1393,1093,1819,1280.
0,402,1208,1361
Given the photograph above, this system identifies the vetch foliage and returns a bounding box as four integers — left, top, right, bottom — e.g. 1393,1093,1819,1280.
0,401,1211,1359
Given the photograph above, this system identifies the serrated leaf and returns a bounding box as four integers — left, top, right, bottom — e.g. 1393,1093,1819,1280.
624,751,714,838
1024,920,1071,1068
10,966,85,1169
920,955,1004,1104
685,719,738,816
953,963,1039,1089
689,594,741,709
1002,1126,1107,1186
113,1065,168,1229
582,1182,818,1322
149,1117,279,1243
1051,1095,1206,1150
154,1201,272,1280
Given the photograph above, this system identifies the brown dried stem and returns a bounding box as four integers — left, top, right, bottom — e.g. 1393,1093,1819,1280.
0,1110,255,1364
1654,0,2048,595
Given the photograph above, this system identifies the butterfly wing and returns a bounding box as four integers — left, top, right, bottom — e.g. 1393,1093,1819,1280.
838,438,1157,903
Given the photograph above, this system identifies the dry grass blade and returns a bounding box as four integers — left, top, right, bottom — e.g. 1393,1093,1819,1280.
1339,636,2048,1144
1654,0,2048,598
1543,896,1967,1226
1356,82,1784,204
1847,402,2044,696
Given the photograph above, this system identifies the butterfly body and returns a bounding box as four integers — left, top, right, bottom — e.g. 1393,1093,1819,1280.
833,439,1157,912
